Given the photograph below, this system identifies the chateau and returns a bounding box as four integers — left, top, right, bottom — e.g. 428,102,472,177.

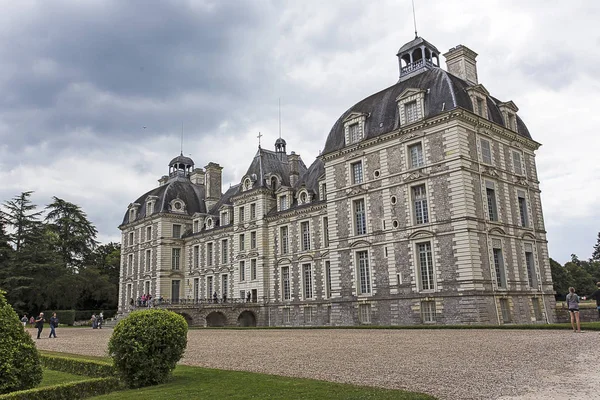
118,36,555,326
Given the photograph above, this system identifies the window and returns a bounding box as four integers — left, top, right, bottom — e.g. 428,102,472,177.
408,143,424,168
421,301,436,323
348,123,362,143
507,113,516,131
299,191,307,204
476,98,484,117
238,207,244,222
283,308,291,324
251,259,257,280
532,298,543,321
171,248,180,270
128,254,133,275
221,240,228,264
145,249,151,272
193,245,199,269
207,276,213,297
480,138,492,164
518,192,528,227
279,195,288,211
239,261,246,281
357,251,371,295
417,242,435,291
193,220,199,233
359,304,371,323
172,224,181,239
146,226,152,242
193,278,199,300
354,199,366,235
147,202,154,215
301,221,311,251
281,266,290,300
404,101,418,124
128,232,134,246
250,231,257,249
239,290,245,301
205,218,213,229
222,275,228,297
250,203,256,219
486,187,498,221
493,247,507,288
323,217,329,247
280,226,289,254
239,234,245,251
412,184,429,224
325,261,332,299
512,151,523,175
303,263,313,299
221,212,229,225
320,183,327,201
525,245,537,288
351,161,363,184
500,298,511,323
304,307,313,323
207,243,213,266
326,305,332,324
243,178,252,191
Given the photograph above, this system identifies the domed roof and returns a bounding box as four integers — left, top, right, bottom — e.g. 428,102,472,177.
275,137,287,146
169,153,194,167
397,36,440,55
322,68,531,156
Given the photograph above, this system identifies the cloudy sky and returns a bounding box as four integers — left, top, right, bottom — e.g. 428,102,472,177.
0,0,598,263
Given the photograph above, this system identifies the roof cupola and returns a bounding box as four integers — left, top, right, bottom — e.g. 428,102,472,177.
397,36,440,82
168,153,194,179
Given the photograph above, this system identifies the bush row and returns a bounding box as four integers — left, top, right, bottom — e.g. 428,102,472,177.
52,310,75,326
40,355,115,378
74,310,116,321
0,377,120,400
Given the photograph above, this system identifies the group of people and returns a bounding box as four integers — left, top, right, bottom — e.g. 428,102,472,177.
21,312,59,339
130,293,162,308
90,313,104,329
565,282,600,332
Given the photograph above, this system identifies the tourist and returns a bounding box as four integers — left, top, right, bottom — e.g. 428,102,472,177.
29,316,34,326
49,312,58,338
213,291,218,304
566,287,582,333
91,314,97,329
35,312,45,339
21,314,28,327
129,297,134,309
582,282,600,319
147,294,152,307
222,292,227,303
247,291,251,303
98,312,104,329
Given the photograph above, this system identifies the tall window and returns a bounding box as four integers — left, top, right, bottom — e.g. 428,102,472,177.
280,226,289,254
250,203,256,219
221,240,228,264
282,308,291,324
279,195,288,211
404,101,418,123
357,251,371,294
206,243,213,266
172,224,181,239
500,298,511,322
145,249,151,271
281,266,290,301
129,232,134,246
128,254,133,275
206,276,213,297
417,242,434,291
532,298,543,321
359,304,371,323
354,199,366,235
239,234,245,251
348,123,361,143
304,307,313,323
250,231,257,249
238,206,244,222
351,161,363,184
476,98,484,117
493,246,507,288
486,187,498,221
320,183,327,201
193,245,199,269
480,138,492,164
251,259,257,280
146,226,152,242
512,151,523,175
412,184,429,224
421,301,436,323
303,263,313,299
221,211,229,225
239,261,246,281
507,113,516,131
193,220,199,233
525,244,537,288
518,193,528,227
323,217,329,247
408,143,424,168
172,248,180,270
147,202,154,215
325,261,332,299
222,275,228,297
301,221,311,251
193,278,199,300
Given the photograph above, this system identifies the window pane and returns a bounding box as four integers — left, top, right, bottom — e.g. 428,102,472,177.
525,251,536,288
352,162,363,184
301,222,310,251
358,251,371,294
409,143,424,168
493,248,506,288
418,242,434,290
486,188,498,221
173,224,181,238
349,123,361,143
481,139,492,164
282,266,290,300
518,196,528,227
281,226,289,254
405,101,418,123
513,152,523,175
413,184,429,224
354,199,366,235
303,264,313,299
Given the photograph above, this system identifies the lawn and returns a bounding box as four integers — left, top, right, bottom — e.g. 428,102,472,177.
39,368,89,387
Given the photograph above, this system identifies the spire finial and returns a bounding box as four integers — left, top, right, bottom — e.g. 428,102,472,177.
412,0,418,38
278,98,282,139
180,122,184,155
257,131,263,148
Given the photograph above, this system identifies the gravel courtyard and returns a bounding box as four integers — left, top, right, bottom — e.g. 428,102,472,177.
31,328,599,400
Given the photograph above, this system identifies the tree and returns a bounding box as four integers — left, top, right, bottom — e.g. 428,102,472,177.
2,192,43,252
549,258,570,299
564,258,596,296
592,232,600,262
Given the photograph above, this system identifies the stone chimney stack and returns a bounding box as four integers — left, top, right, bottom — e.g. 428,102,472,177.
204,162,223,210
288,152,300,188
158,175,168,186
190,168,205,186
443,45,479,85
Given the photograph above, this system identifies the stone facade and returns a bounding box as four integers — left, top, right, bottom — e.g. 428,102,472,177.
118,37,555,326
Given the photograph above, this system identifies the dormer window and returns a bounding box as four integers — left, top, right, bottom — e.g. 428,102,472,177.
169,199,186,213
206,218,213,229
349,123,361,143
498,101,519,133
221,211,229,225
404,101,418,124
193,219,200,233
298,190,310,205
243,178,252,191
279,195,288,211
466,85,489,120
343,112,367,145
146,202,154,215
129,209,135,220
396,89,426,126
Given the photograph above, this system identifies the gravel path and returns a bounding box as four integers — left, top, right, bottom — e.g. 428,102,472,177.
30,327,599,400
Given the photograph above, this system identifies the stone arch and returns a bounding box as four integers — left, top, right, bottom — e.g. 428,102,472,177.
206,311,227,327
237,310,257,327
178,312,194,326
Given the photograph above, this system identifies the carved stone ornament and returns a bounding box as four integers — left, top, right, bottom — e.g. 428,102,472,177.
344,150,365,161
515,176,529,187
403,169,429,182
346,186,368,197
482,167,499,177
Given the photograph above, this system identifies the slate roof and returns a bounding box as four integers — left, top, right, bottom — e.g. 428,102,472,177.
322,67,531,156
169,154,194,167
237,148,307,193
296,158,325,195
397,36,440,55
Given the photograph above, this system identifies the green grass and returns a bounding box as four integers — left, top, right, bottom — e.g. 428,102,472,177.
92,365,434,400
39,368,89,387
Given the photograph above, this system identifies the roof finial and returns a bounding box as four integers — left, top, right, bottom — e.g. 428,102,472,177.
412,0,418,38
180,122,184,155
278,98,282,139
257,131,263,148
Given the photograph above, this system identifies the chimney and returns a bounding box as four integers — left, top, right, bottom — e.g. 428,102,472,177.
204,162,222,210
443,45,478,85
190,168,205,186
288,152,300,188
158,175,168,186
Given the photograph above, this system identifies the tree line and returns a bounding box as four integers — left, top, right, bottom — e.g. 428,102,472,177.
0,191,120,316
550,233,600,299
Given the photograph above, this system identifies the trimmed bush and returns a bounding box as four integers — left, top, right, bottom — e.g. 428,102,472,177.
0,377,120,400
108,309,187,388
40,355,115,377
51,310,75,326
0,290,43,394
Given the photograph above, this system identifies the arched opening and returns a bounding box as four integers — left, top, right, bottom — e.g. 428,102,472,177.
206,311,227,327
178,313,194,326
412,48,423,62
237,310,257,327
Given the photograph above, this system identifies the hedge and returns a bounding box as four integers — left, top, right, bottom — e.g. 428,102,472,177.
51,311,75,326
74,310,116,321
0,377,120,400
40,355,115,378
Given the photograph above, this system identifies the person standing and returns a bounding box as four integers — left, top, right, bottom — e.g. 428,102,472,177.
21,314,28,327
49,313,58,338
566,287,582,333
98,312,104,329
35,312,45,339
582,282,600,319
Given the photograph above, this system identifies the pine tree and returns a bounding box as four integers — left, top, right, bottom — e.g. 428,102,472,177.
2,192,43,252
592,232,600,262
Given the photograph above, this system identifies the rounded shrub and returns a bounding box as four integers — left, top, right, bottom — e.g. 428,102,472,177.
108,308,187,388
0,290,43,394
